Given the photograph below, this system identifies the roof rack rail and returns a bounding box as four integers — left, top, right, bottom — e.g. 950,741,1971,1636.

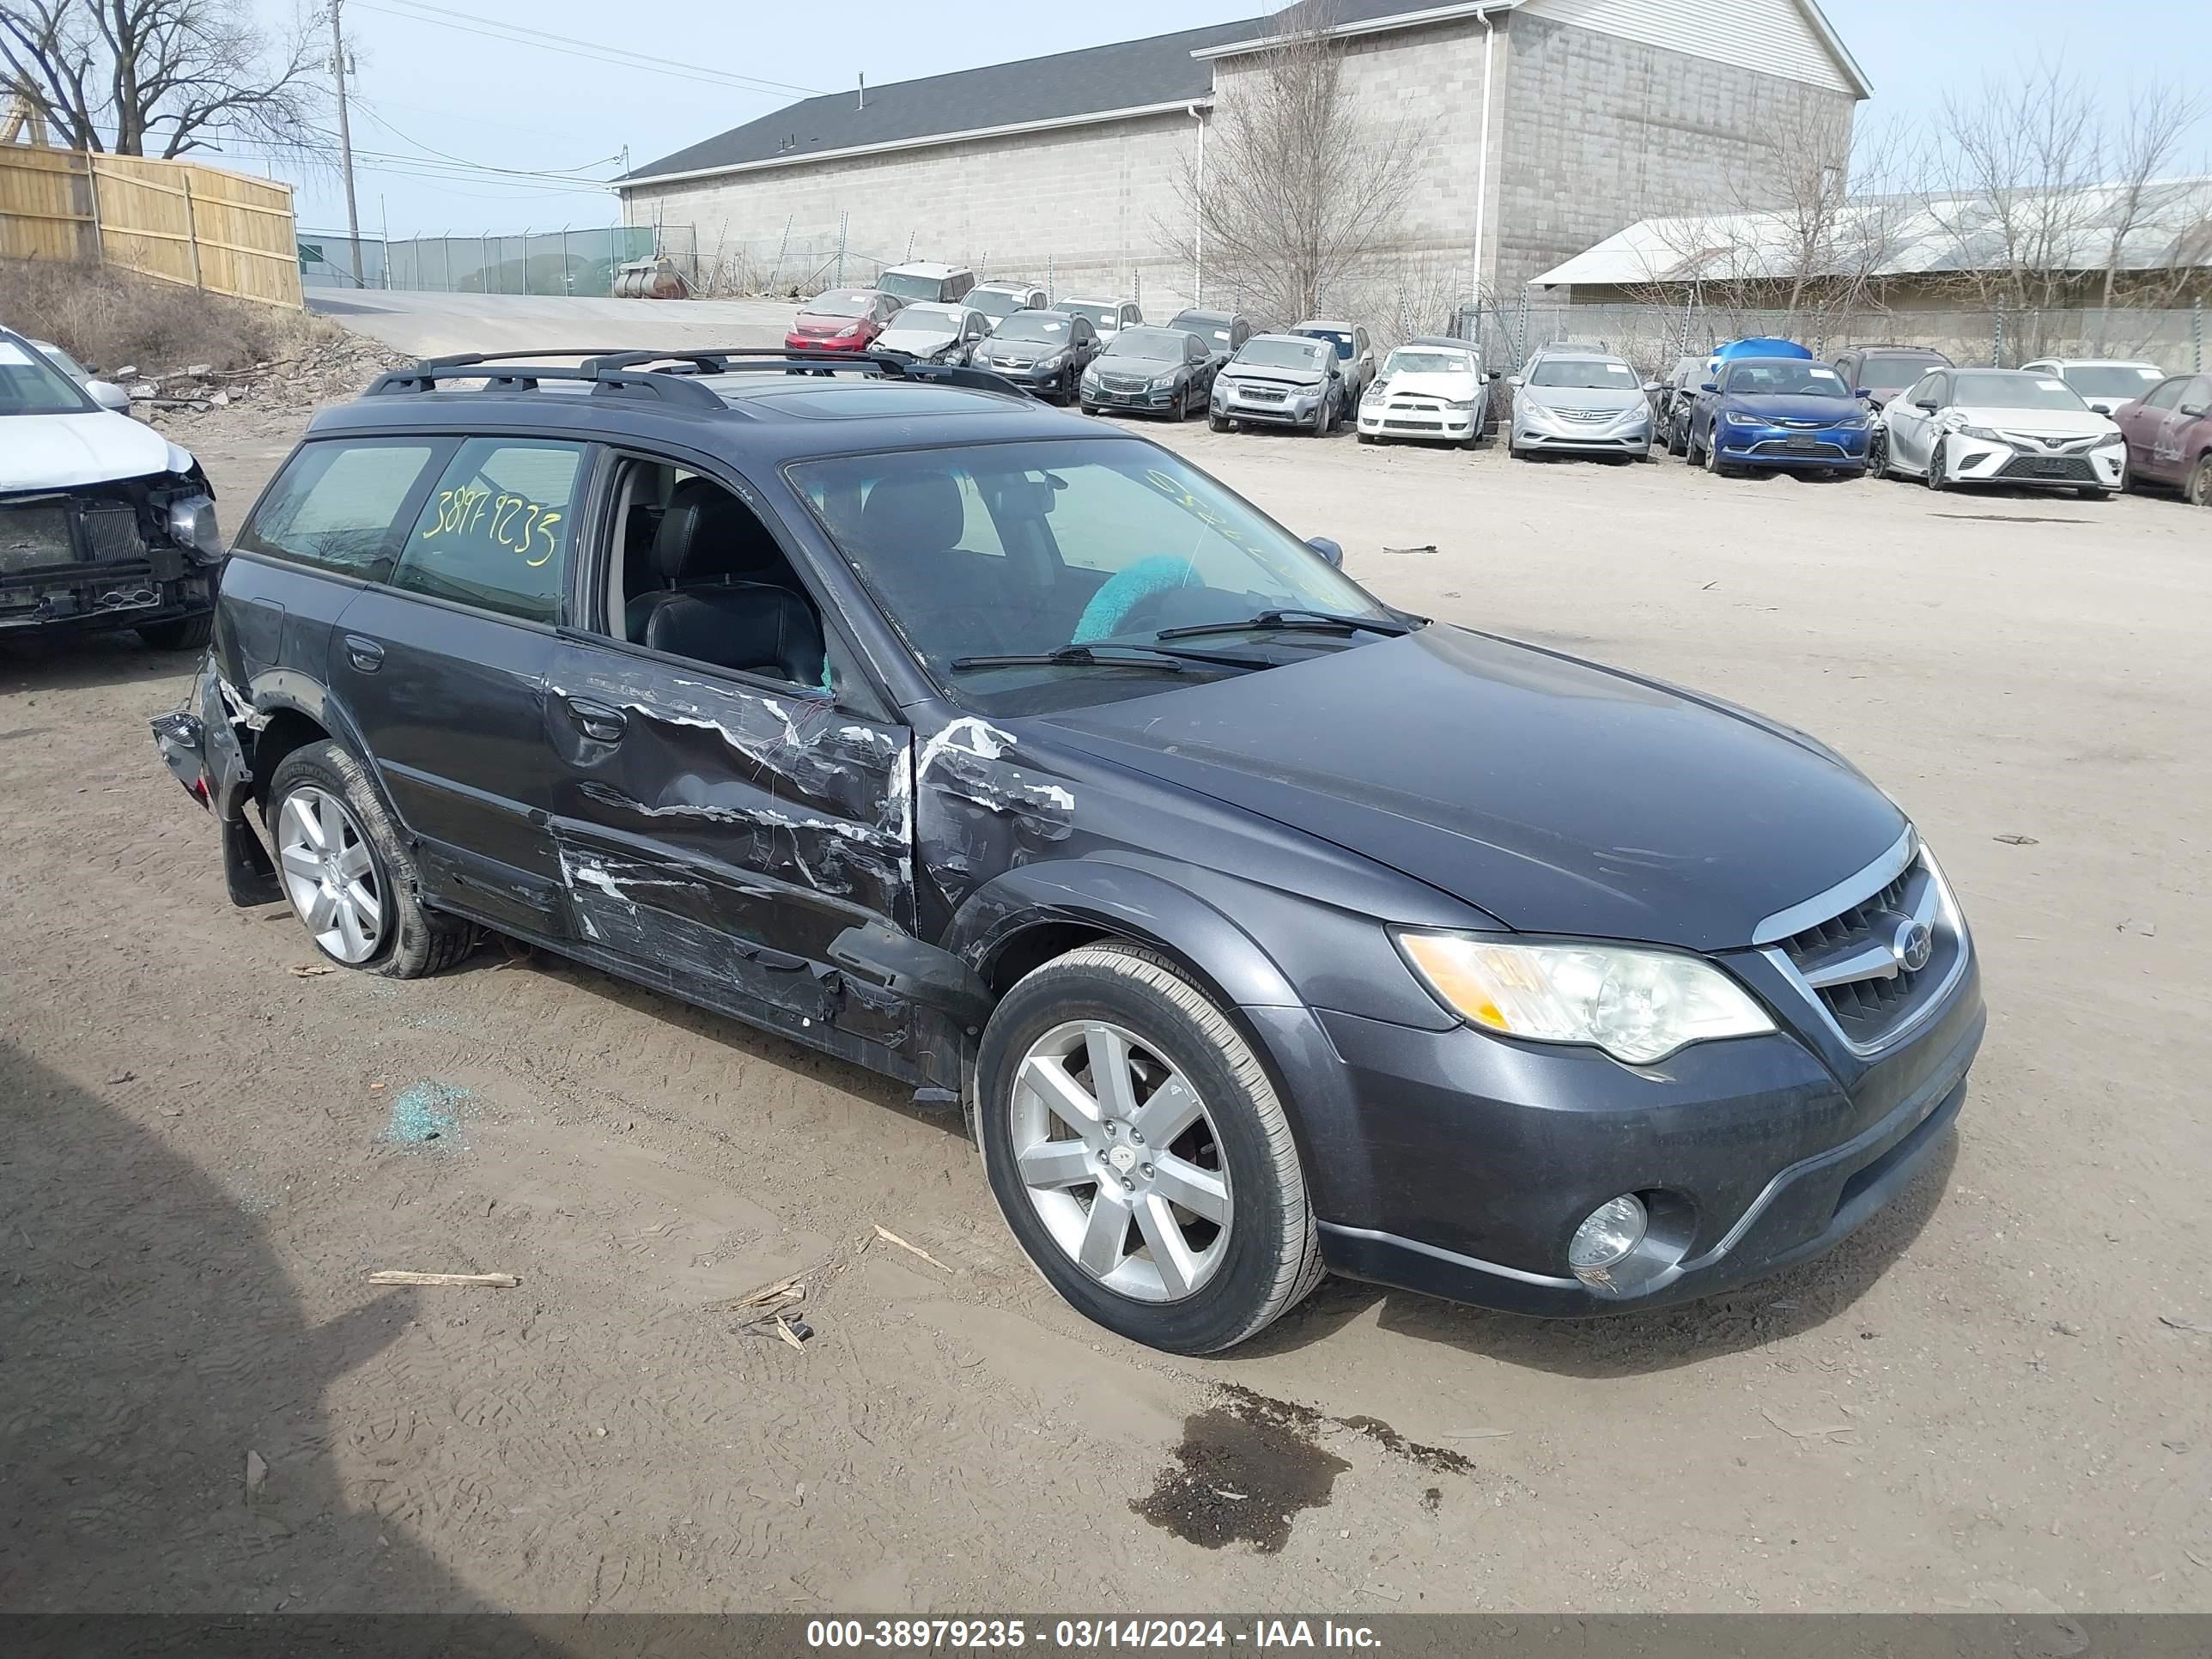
362,348,1026,406
580,348,1026,397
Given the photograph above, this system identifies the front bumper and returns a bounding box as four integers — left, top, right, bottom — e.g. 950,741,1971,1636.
1249,950,1982,1317
1213,383,1326,427
1937,438,2124,489
1358,400,1478,442
975,360,1072,395
1712,422,1872,468
1513,411,1650,453
1086,381,1183,415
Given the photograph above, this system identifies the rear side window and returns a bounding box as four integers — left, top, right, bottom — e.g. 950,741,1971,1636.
237,440,441,580
390,438,587,623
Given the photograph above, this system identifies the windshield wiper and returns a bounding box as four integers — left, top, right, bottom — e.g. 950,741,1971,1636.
947,642,1259,673
1155,608,1413,642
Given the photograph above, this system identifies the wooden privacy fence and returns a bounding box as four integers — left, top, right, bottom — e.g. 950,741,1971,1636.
0,147,303,308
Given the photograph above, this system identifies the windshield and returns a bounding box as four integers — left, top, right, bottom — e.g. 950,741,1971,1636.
1237,338,1330,372
1103,328,1187,360
0,338,93,416
1382,348,1473,376
1170,313,1232,344
1296,329,1354,360
1058,302,1118,330
2060,363,2166,397
1723,361,1850,397
887,305,959,332
1955,372,2090,412
877,270,951,301
787,439,1395,714
1528,358,1635,391
1858,355,1943,391
992,313,1073,344
802,289,875,319
969,289,1026,319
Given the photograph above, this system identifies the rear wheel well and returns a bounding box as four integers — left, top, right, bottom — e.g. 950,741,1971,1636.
249,709,330,815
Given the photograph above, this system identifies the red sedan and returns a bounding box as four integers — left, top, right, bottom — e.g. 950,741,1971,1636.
784,289,904,356
2115,371,2212,505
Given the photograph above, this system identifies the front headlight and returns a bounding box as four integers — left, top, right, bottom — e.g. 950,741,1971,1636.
1956,424,2006,442
2094,430,2125,449
1395,933,1774,1065
167,493,223,562
1443,398,1477,411
1038,350,1067,370
1723,410,1760,427
1150,374,1178,392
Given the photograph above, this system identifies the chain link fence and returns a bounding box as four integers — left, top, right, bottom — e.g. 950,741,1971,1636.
300,225,700,298
1449,297,2209,378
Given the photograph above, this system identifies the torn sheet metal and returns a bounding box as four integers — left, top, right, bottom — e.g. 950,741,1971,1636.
913,714,1077,914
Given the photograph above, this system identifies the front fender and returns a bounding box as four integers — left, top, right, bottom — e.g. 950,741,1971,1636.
944,859,1391,1224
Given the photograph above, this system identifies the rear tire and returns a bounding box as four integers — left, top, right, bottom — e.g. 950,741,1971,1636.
2187,454,2212,507
137,613,212,651
264,740,476,980
976,943,1323,1355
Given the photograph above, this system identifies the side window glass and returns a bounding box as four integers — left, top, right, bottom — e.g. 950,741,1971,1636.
236,441,441,581
391,438,586,623
2142,379,2182,410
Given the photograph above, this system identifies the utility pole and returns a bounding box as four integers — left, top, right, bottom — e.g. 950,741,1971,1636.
331,0,364,288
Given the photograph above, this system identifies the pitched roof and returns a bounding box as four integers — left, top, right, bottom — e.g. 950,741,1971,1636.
622,17,1261,185
1533,178,2212,287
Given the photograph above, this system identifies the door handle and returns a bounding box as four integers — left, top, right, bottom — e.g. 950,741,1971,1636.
343,635,384,672
564,696,627,743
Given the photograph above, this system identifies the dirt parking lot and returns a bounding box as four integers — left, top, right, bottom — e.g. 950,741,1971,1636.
4,397,2208,1616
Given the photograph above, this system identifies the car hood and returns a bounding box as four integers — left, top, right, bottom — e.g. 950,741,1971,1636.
1723,393,1864,423
1375,369,1479,400
1030,627,1905,952
0,410,184,492
790,314,861,337
1522,388,1644,416
1226,363,1328,388
1093,353,1181,375
876,321,959,351
1953,404,2118,438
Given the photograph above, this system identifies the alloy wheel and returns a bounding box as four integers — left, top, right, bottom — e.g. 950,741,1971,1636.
276,785,386,963
1009,1018,1232,1302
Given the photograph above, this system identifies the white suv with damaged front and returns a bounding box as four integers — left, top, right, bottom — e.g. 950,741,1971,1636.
0,327,224,649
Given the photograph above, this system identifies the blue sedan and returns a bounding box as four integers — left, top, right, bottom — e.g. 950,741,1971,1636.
1686,358,1875,477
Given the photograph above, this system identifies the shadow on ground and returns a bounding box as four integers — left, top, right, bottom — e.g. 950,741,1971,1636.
0,630,200,696
0,1040,478,1612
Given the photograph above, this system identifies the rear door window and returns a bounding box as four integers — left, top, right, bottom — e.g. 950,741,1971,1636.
389,438,589,623
235,439,443,581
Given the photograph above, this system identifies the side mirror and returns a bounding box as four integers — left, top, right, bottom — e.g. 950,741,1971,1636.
2182,402,2209,418
1855,386,1873,399
1486,368,1503,383
1642,380,1662,393
88,379,131,412
1915,399,1940,414
1505,374,1523,389
1306,536,1344,568
1700,380,1719,394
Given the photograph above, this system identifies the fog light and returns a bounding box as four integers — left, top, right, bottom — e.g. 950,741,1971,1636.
1569,1194,1647,1273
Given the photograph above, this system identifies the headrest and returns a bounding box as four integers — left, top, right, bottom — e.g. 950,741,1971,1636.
653,477,783,585
857,471,964,559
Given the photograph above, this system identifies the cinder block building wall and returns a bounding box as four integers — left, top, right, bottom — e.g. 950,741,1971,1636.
619,0,1868,324
1489,7,1856,292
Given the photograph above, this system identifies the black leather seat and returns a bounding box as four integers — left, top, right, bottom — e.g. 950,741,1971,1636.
627,478,825,686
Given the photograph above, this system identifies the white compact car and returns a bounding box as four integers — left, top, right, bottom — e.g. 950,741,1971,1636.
1358,337,1493,447
2018,357,2167,416
871,302,993,366
1880,366,2125,497
1,326,223,647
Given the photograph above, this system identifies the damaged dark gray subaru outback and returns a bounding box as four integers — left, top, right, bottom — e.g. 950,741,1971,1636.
152,347,1982,1354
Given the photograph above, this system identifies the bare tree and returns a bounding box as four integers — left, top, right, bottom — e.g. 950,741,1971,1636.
1163,6,1424,325
0,0,322,159
2092,81,2207,341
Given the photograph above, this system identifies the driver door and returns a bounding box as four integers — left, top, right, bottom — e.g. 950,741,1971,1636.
1887,372,1942,471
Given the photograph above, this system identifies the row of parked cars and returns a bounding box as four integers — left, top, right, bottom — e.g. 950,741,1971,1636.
1502,332,2207,504
781,260,1407,436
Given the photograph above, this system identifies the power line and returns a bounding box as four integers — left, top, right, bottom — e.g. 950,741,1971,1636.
352,96,619,179
349,0,825,102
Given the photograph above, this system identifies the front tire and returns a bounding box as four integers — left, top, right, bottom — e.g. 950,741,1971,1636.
1925,439,1948,491
265,740,475,979
1705,427,1731,477
2187,454,2212,507
977,943,1323,1354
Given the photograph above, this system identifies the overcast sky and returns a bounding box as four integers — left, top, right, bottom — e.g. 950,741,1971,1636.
224,0,2212,244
